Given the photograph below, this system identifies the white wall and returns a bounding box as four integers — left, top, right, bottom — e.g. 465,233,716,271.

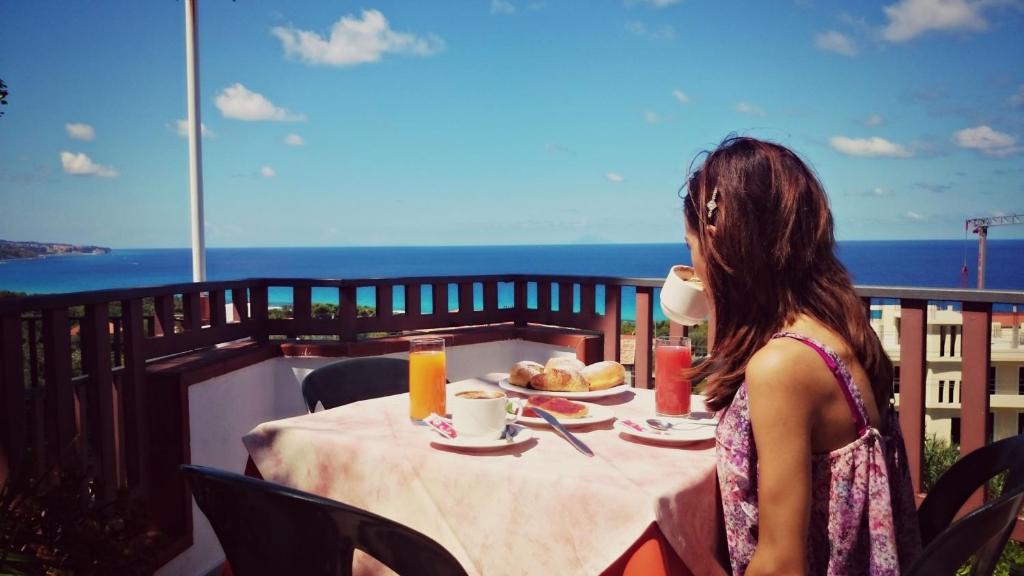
156,338,577,575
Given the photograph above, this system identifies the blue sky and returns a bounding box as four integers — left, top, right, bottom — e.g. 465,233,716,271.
1,0,1022,247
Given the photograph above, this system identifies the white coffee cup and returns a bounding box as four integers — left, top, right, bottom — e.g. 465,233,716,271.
450,390,518,439
659,265,709,326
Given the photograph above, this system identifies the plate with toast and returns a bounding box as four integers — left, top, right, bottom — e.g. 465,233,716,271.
515,397,615,427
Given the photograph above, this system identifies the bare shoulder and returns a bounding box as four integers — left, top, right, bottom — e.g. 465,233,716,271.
746,338,834,414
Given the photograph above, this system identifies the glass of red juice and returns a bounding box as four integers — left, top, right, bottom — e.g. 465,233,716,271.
655,337,692,416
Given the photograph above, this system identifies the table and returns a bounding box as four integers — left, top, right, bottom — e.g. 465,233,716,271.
243,374,726,576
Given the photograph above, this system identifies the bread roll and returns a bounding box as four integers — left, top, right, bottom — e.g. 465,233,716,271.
544,356,585,373
509,361,543,386
530,368,588,392
581,361,626,390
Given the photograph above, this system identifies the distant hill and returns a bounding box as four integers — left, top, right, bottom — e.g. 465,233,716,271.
0,239,111,260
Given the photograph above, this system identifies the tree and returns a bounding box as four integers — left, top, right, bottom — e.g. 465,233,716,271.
0,78,8,117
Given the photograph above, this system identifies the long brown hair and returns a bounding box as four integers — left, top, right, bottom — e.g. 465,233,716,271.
684,136,892,412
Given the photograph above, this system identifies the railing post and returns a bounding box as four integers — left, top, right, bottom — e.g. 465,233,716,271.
483,281,498,322
405,283,422,319
0,313,25,483
293,286,312,323
433,282,449,321
580,283,596,319
377,283,394,332
121,298,151,494
82,302,117,498
898,299,926,496
182,292,202,331
250,285,269,343
339,286,357,342
602,285,621,361
960,300,992,509
232,287,248,324
42,308,74,466
458,282,473,318
634,288,654,389
538,280,552,325
209,289,227,327
514,279,528,327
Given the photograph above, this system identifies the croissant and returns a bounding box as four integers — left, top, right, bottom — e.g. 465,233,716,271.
509,361,544,386
530,367,588,392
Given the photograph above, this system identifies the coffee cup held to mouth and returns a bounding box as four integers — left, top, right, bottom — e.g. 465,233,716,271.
450,389,519,439
659,265,709,326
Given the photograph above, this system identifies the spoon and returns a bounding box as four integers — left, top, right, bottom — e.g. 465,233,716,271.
645,418,677,432
646,417,718,431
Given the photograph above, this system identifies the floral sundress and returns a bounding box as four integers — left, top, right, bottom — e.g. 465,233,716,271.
716,332,922,575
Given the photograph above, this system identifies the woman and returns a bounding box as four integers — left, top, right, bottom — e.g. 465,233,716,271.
683,137,921,575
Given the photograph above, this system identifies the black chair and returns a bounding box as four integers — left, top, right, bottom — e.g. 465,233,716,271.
918,434,1024,546
905,482,1024,576
182,464,467,576
301,357,409,412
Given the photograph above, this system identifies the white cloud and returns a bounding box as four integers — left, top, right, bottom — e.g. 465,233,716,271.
214,83,306,122
171,119,215,138
863,114,884,127
260,166,276,178
606,172,625,183
735,102,765,116
626,0,682,6
625,21,676,40
271,10,445,67
1009,85,1024,108
828,136,913,157
671,89,690,104
904,211,926,221
283,133,305,146
644,111,662,125
882,0,989,42
60,151,117,178
815,30,858,56
65,123,95,141
953,125,1020,157
491,0,516,14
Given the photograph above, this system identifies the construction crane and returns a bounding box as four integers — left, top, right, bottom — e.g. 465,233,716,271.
965,214,1024,289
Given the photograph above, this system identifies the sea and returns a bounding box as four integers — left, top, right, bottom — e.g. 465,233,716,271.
1,241,1022,320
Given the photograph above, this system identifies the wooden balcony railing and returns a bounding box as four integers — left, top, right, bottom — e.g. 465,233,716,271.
1,277,1022,564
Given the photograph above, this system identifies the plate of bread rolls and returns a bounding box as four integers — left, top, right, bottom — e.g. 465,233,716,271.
498,357,631,399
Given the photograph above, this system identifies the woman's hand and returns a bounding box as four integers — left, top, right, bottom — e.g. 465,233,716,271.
743,342,824,576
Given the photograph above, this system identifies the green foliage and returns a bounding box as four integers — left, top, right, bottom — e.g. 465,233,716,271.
923,435,961,492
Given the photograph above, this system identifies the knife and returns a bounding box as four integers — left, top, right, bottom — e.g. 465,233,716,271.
530,407,594,457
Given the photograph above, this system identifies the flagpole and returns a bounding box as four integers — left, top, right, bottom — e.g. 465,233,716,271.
185,0,206,282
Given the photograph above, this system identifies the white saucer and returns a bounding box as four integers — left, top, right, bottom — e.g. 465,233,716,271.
498,378,631,399
614,420,716,445
430,426,534,451
517,402,615,428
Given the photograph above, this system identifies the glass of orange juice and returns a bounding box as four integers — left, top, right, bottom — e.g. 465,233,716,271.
409,337,446,422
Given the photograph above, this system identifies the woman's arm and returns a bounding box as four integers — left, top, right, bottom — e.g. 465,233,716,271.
743,345,821,576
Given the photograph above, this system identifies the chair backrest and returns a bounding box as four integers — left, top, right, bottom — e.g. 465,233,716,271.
918,434,1024,546
182,464,467,576
905,483,1024,576
301,357,409,412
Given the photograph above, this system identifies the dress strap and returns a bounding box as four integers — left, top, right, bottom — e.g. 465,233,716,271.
771,332,870,436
